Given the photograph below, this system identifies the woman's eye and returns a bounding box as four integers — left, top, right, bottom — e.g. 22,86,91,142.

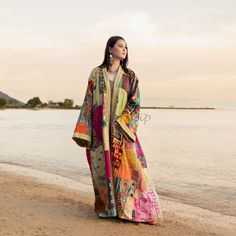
119,45,126,48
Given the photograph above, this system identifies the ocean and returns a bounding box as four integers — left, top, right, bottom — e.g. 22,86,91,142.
0,108,235,216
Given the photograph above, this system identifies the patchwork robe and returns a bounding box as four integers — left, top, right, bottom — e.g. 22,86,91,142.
72,64,163,224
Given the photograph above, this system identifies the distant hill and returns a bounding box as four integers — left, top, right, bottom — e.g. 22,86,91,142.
0,91,25,105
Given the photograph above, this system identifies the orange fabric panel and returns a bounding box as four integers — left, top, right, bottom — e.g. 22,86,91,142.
74,123,88,133
115,164,132,181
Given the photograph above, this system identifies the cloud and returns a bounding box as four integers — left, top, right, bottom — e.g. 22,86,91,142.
0,8,13,17
79,9,236,46
0,27,67,50
97,11,157,37
73,10,160,46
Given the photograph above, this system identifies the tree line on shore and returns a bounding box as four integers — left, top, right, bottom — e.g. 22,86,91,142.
0,97,215,110
0,97,80,109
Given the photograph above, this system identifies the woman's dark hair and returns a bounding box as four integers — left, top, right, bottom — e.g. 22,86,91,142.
98,36,129,73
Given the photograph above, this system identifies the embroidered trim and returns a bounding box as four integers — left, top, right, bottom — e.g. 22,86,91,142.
116,117,136,143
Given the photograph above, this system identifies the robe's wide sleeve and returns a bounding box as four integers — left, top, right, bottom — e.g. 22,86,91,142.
115,73,140,143
72,69,94,148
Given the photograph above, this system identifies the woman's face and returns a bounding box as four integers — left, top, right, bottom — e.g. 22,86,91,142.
109,39,127,60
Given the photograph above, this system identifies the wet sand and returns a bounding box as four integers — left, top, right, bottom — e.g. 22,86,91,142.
0,166,235,236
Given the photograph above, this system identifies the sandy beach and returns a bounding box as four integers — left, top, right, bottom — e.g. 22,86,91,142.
0,165,235,236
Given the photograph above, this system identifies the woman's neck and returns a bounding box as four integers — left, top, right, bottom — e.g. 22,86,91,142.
109,61,120,73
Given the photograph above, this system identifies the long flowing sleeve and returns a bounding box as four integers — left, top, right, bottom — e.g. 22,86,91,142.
115,73,140,143
72,69,94,148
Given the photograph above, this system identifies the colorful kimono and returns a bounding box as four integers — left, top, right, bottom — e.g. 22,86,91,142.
72,64,163,224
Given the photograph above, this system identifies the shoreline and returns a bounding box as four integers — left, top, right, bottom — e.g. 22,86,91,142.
1,162,234,217
0,163,235,235
1,106,216,110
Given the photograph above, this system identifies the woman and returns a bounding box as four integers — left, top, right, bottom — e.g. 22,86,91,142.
72,36,163,225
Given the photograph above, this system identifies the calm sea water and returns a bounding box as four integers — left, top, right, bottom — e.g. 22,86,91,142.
0,108,235,216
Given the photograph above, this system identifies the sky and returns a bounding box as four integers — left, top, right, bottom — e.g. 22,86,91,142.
0,0,236,109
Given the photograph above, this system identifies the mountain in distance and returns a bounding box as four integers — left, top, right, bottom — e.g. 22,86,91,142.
0,90,25,105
